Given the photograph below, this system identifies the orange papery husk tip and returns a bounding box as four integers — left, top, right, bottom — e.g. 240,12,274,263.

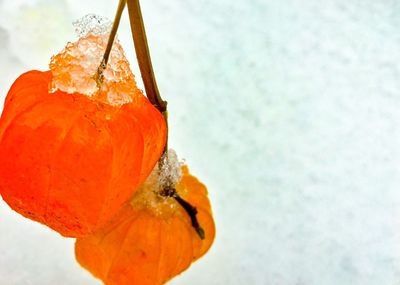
75,151,216,285
0,29,167,238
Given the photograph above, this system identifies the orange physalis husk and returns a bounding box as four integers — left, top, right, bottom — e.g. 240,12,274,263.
75,165,215,285
0,70,166,237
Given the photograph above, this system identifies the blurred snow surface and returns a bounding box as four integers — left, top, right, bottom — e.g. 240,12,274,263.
1,0,400,284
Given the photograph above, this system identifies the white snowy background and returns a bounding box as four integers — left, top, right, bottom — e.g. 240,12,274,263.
1,0,400,284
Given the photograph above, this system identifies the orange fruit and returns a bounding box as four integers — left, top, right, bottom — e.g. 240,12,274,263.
75,165,215,285
0,70,166,237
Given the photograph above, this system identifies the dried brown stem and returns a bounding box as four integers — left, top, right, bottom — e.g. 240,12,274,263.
126,0,167,113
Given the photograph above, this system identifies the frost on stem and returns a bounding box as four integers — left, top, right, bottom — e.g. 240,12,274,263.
49,14,141,106
131,149,184,217
158,149,183,189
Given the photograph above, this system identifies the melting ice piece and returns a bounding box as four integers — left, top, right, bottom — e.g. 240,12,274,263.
49,14,141,106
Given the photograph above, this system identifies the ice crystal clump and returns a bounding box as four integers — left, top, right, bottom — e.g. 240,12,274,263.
49,14,141,106
131,149,184,216
72,14,112,37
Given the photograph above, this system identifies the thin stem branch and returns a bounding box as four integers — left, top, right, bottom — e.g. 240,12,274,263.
174,195,205,240
95,0,127,86
161,187,205,240
126,0,167,113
